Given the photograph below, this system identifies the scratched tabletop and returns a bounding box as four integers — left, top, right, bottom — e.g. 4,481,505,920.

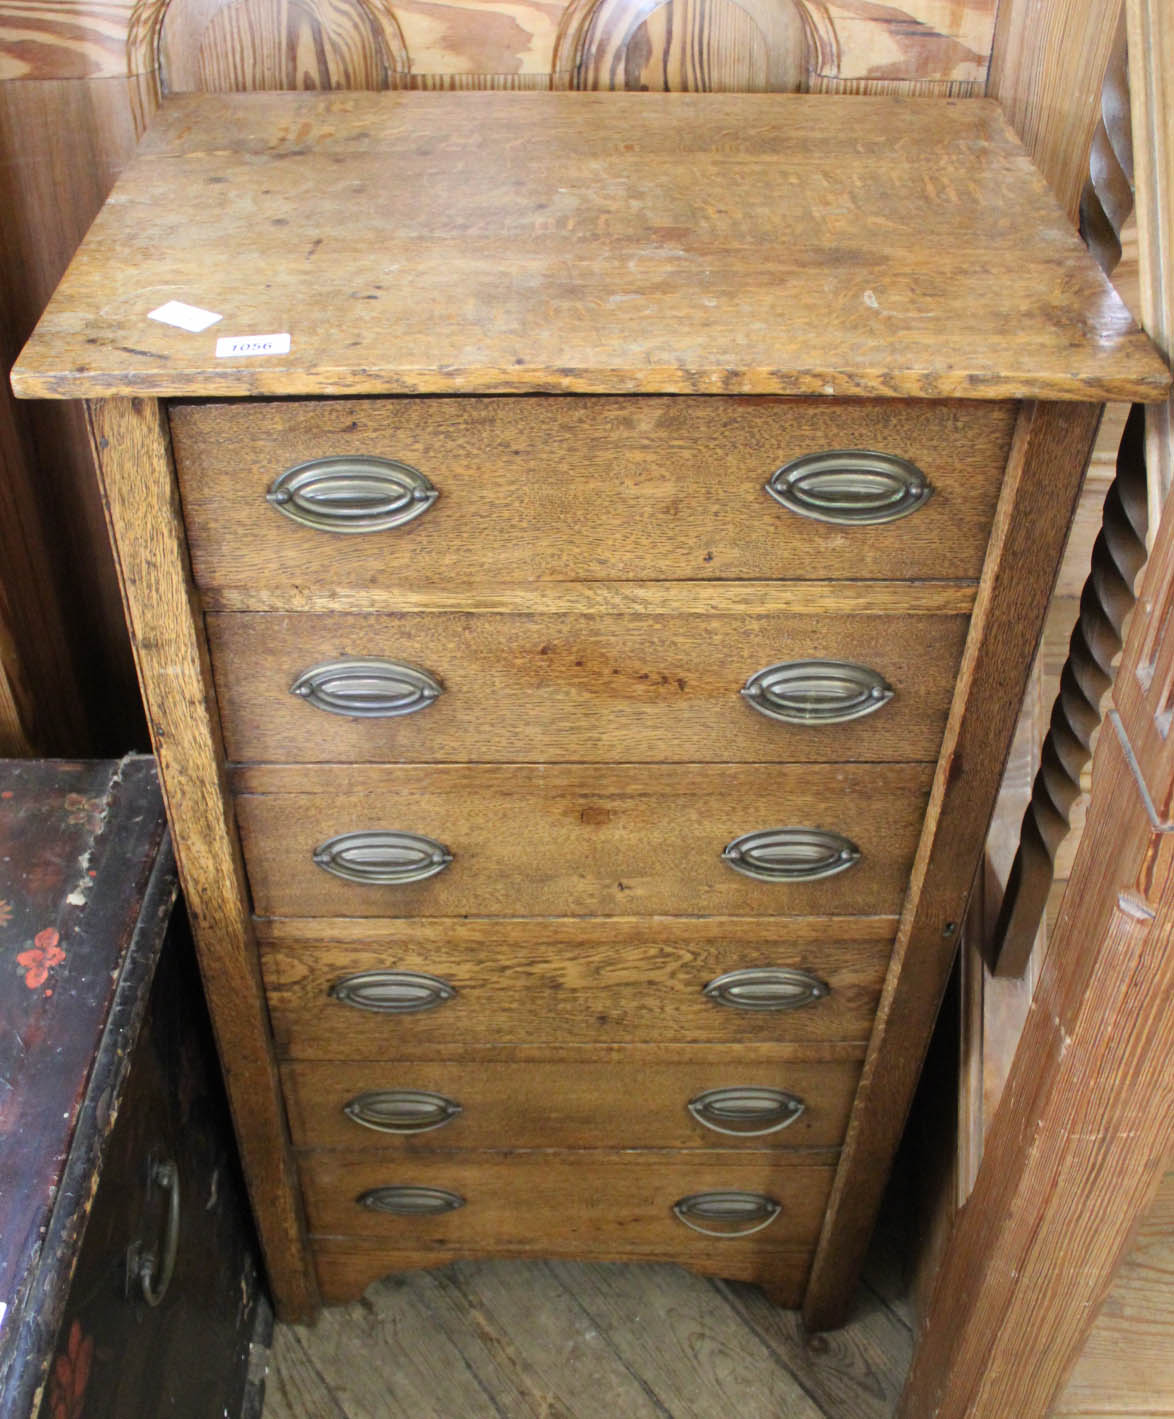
0,757,172,1414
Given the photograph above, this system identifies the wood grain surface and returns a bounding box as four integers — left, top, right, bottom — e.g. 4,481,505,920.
158,0,409,90
803,402,1104,1329
84,396,317,1320
1053,1169,1174,1415
897,725,1174,1418
232,760,933,917
170,395,1012,588
11,94,1168,402
986,0,1123,221
311,1241,815,1304
299,1150,836,1250
282,1049,861,1150
0,0,137,79
0,76,143,750
208,609,968,764
257,915,894,1051
0,0,998,87
569,0,806,92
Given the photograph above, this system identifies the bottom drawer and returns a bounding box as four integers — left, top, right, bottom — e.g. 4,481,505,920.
313,1239,816,1308
300,1152,835,1255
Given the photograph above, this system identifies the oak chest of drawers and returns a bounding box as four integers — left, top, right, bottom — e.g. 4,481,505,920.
12,90,1169,1327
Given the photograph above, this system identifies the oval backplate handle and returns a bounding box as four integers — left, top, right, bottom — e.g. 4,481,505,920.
672,1191,782,1238
267,455,438,533
291,658,443,718
703,966,831,1012
687,1086,806,1137
343,1089,463,1135
722,827,861,882
313,830,452,885
358,1185,465,1216
741,659,894,725
765,450,932,525
329,969,457,1014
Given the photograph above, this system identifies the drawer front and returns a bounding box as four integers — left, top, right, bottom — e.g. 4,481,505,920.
282,1053,861,1151
234,762,933,918
258,917,892,1052
210,610,968,765
299,1152,836,1253
170,397,1015,594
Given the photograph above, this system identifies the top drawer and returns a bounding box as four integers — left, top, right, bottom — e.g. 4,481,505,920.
169,397,1016,599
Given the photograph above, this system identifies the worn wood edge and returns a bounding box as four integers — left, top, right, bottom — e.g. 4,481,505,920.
200,580,979,615
897,734,1174,1418
0,760,172,1418
84,395,318,1322
801,401,1104,1330
17,363,1170,404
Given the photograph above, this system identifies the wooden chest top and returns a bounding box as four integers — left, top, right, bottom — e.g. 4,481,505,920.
10,91,1169,404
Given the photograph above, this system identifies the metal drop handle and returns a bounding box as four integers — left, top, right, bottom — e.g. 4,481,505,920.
687,1086,806,1137
742,660,893,725
291,658,443,718
765,450,931,525
313,830,452,885
358,1185,465,1216
722,827,861,882
703,966,830,1012
672,1191,782,1238
329,969,456,1014
344,1089,463,1135
130,1159,181,1308
267,455,437,533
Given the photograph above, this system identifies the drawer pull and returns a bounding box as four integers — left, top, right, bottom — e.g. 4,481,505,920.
344,1089,463,1134
330,969,456,1013
358,1185,465,1216
313,830,452,885
128,1158,181,1308
672,1191,781,1238
703,966,830,1012
291,658,443,718
742,659,893,725
266,456,437,533
766,450,931,525
687,1086,806,1137
722,827,861,882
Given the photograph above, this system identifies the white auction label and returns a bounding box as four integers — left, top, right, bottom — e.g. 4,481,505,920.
215,332,291,358
148,300,222,332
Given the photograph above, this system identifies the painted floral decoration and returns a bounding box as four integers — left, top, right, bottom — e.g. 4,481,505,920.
47,1319,93,1419
17,927,65,990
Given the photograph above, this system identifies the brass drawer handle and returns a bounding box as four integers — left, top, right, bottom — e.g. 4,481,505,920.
313,830,452,885
358,1185,465,1216
672,1191,781,1238
330,969,456,1013
291,658,442,718
266,455,437,532
703,966,830,1012
344,1089,463,1134
765,450,931,525
722,827,861,882
687,1086,806,1137
742,660,893,725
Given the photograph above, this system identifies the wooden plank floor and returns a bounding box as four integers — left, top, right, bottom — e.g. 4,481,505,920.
261,1253,912,1419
